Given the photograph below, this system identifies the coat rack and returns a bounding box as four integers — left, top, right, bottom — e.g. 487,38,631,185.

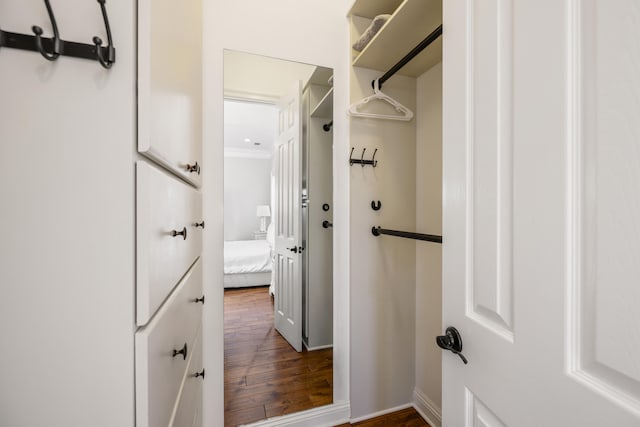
350,147,378,167
0,0,116,69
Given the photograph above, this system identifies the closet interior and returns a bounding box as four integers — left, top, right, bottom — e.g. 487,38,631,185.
348,0,444,422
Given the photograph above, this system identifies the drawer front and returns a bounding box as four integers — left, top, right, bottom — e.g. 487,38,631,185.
170,326,203,427
135,259,203,427
137,161,203,325
138,0,202,188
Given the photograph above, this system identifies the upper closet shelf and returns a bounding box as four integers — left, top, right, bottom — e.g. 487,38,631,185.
311,88,333,119
349,0,442,78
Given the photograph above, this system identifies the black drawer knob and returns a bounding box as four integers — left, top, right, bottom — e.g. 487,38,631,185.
186,162,201,175
194,221,205,229
194,369,205,380
172,343,188,360
194,295,205,305
171,227,187,240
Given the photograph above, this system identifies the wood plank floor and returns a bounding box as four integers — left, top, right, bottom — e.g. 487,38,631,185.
224,286,333,426
335,407,430,427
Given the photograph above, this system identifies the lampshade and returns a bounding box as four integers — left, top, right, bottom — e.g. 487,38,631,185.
256,205,271,217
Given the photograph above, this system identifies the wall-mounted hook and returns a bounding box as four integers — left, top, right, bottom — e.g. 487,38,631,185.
371,200,382,211
349,147,378,168
323,120,333,132
93,0,116,69
32,0,60,61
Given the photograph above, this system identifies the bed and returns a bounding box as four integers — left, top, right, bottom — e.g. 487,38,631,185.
224,239,273,289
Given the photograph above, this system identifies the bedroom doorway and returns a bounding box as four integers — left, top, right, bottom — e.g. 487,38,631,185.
222,50,334,426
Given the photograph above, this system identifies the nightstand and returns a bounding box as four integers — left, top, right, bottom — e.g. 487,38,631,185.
253,231,267,240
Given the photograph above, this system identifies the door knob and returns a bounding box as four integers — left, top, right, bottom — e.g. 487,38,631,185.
287,247,298,253
322,220,333,228
194,295,205,304
194,221,205,229
436,326,468,364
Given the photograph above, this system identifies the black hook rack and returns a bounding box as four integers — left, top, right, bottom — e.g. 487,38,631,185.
350,147,378,167
0,0,116,68
32,0,60,61
372,226,442,244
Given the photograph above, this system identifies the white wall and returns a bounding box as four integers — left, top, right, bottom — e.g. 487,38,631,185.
414,63,443,426
349,67,418,418
0,1,136,425
202,1,353,425
224,156,272,241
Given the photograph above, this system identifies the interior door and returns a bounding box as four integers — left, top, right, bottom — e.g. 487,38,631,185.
273,81,303,352
442,1,640,426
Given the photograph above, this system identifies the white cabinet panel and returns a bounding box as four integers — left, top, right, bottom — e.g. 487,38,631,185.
138,0,203,187
135,259,203,427
137,161,203,325
170,326,203,427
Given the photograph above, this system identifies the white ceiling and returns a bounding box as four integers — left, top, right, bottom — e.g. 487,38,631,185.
223,99,277,158
223,50,332,159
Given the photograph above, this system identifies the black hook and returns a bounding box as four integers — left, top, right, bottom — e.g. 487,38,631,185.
360,148,366,167
32,0,60,61
349,147,355,166
93,0,115,69
371,200,382,211
371,148,378,167
323,121,333,132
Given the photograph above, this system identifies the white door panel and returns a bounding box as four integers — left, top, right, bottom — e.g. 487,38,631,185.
274,81,303,352
443,0,640,425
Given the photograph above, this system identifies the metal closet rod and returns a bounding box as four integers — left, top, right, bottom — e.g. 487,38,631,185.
372,226,442,244
374,24,443,90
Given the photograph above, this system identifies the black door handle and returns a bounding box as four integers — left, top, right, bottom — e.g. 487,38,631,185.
287,247,298,253
436,326,468,364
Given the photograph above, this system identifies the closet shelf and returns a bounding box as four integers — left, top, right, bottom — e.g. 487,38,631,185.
311,88,333,119
348,0,403,19
349,0,442,78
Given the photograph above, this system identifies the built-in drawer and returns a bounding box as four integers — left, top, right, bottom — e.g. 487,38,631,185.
138,0,203,188
135,259,204,427
137,160,203,325
170,325,203,427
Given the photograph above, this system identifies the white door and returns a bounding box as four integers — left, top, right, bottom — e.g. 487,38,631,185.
274,81,303,352
442,1,640,426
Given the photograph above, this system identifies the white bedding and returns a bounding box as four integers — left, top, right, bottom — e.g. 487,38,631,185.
224,240,272,274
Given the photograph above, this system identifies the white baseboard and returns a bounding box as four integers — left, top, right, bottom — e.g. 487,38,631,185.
349,403,413,424
413,388,442,427
240,401,350,427
303,340,333,352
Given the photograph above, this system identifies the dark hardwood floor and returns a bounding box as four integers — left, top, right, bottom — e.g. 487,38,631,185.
224,286,333,426
335,407,430,427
